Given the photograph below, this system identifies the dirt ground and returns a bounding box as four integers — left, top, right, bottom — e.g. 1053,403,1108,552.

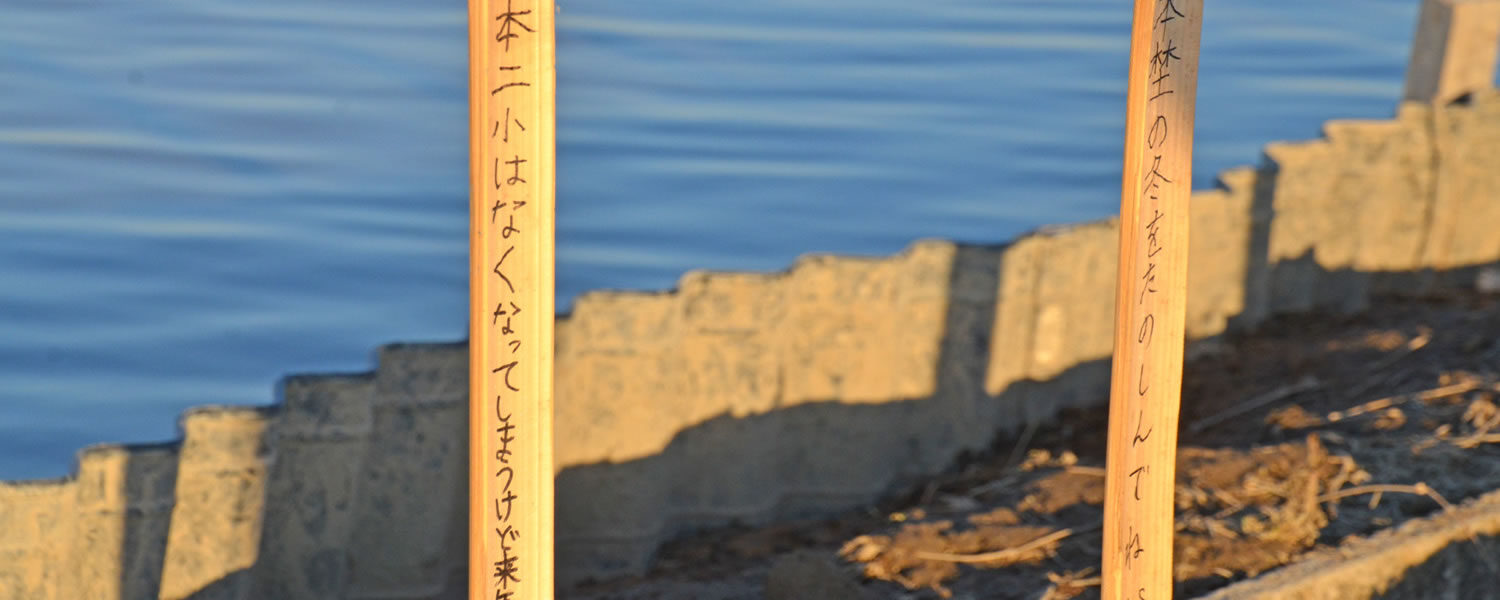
564,289,1500,600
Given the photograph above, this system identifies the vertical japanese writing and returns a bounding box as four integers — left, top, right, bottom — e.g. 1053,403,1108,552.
471,0,553,596
1110,0,1198,597
483,1,536,597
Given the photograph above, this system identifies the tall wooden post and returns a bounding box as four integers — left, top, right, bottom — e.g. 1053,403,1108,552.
468,0,556,598
1404,0,1500,104
1101,1,1201,598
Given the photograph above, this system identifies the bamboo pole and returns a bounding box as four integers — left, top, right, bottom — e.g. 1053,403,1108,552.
468,0,556,598
1101,1,1201,598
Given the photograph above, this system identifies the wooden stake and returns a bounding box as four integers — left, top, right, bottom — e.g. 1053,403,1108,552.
1101,1,1201,599
469,0,556,598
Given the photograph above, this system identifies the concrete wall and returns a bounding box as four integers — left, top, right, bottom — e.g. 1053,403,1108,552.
2,91,1499,598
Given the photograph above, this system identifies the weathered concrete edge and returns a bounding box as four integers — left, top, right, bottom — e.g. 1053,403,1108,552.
1194,488,1500,600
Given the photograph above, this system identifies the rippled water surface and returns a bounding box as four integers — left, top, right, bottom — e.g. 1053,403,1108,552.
1,0,1426,478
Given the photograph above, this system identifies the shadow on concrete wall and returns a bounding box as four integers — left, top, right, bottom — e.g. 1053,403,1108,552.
551,150,1500,587
555,243,1016,579
549,242,1116,585
115,446,176,599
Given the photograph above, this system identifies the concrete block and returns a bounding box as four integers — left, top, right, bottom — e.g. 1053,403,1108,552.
0,480,72,600
947,243,1004,305
1263,139,1349,314
1232,165,1279,330
678,271,784,334
658,414,775,524
1027,222,1118,382
778,245,951,405
778,295,948,405
552,241,979,585
252,373,375,600
345,344,468,599
1426,90,1500,283
936,244,1006,449
565,290,679,355
555,457,672,583
770,404,905,500
1018,222,1119,425
1187,168,1257,338
673,332,779,418
159,407,276,600
366,342,467,407
1403,0,1500,104
892,240,961,303
69,444,177,600
985,235,1045,400
1323,115,1437,294
554,350,679,467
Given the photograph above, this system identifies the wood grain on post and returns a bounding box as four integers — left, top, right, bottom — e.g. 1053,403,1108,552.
468,0,557,598
1404,0,1500,104
1101,1,1201,598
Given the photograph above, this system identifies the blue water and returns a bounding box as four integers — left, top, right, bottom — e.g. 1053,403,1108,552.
0,0,1427,479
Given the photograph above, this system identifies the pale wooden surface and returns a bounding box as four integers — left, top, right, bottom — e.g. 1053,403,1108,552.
469,0,557,598
1404,0,1500,104
1101,0,1202,598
